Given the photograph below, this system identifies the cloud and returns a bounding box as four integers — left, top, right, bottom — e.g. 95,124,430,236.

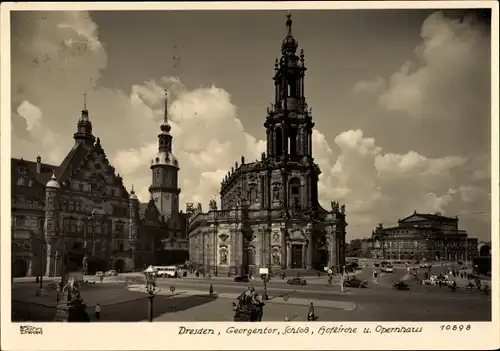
352,76,385,94
379,11,490,123
10,10,491,242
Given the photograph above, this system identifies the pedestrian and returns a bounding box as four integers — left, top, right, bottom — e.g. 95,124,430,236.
100,274,103,283
308,302,316,321
35,276,39,284
95,303,101,321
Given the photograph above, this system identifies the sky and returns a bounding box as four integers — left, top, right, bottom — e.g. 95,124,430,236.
9,7,493,241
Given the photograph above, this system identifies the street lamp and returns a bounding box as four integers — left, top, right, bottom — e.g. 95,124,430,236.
259,267,269,300
143,265,157,322
31,234,47,294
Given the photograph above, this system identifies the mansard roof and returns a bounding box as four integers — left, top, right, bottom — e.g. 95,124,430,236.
11,157,60,188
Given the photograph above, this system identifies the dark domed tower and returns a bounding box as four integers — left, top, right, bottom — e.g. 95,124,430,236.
73,95,95,148
149,90,181,219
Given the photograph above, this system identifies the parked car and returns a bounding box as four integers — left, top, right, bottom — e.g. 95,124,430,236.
381,265,394,273
234,275,250,283
95,271,104,276
420,263,429,268
105,270,117,276
393,281,410,290
287,278,307,285
343,277,368,288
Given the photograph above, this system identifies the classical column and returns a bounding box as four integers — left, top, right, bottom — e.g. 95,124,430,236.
237,224,244,275
287,243,292,269
27,258,33,277
302,244,306,269
280,227,287,269
327,225,337,268
306,224,313,269
259,227,266,267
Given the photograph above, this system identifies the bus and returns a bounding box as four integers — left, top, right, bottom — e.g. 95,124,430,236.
154,266,178,278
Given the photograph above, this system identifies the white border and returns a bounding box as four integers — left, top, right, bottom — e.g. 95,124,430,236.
1,2,498,350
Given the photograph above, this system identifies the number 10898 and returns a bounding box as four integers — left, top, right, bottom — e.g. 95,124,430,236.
440,324,471,331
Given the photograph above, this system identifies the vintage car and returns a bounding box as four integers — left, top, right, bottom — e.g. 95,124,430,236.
381,264,394,273
234,275,250,283
287,277,307,285
343,277,368,288
393,281,410,290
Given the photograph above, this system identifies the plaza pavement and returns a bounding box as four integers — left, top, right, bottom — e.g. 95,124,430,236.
11,264,491,322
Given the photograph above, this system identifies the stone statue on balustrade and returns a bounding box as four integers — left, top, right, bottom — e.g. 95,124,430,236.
209,199,218,211
330,201,339,213
340,204,346,214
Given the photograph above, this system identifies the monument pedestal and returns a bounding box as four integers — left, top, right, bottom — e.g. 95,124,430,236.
54,292,89,322
54,292,70,322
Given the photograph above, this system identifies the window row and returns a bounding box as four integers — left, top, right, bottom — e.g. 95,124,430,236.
16,177,33,187
12,198,42,209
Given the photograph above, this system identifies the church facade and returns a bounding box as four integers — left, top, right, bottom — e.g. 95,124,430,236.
187,14,347,276
11,94,188,277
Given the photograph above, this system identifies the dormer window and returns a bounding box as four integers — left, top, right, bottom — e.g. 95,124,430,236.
17,177,25,186
18,167,26,174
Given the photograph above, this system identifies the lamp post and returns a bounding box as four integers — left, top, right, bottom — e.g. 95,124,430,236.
260,269,269,300
31,234,47,292
144,265,157,322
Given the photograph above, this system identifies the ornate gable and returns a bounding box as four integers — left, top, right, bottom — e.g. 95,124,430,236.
60,138,129,200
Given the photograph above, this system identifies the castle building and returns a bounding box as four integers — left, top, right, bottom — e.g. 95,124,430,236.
11,94,188,278
370,211,478,261
187,14,347,276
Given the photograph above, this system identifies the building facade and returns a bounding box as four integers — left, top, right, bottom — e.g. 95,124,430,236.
187,14,347,276
11,95,188,277
370,211,478,261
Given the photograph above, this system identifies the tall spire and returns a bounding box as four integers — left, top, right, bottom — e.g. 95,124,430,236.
84,93,87,110
163,89,168,123
160,89,171,134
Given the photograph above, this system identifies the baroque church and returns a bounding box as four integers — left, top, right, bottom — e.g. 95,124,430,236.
11,93,188,277
187,14,347,276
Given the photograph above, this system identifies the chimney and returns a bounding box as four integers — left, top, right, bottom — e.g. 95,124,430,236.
36,155,41,173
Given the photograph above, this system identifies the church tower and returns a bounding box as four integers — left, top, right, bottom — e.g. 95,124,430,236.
264,14,318,212
149,90,180,219
73,94,96,147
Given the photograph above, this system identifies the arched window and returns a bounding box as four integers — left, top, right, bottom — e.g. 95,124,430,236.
289,178,301,196
289,127,297,157
248,185,257,203
275,127,283,156
247,247,255,266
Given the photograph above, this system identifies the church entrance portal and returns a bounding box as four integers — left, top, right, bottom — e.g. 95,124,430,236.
291,244,303,269
114,259,126,273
